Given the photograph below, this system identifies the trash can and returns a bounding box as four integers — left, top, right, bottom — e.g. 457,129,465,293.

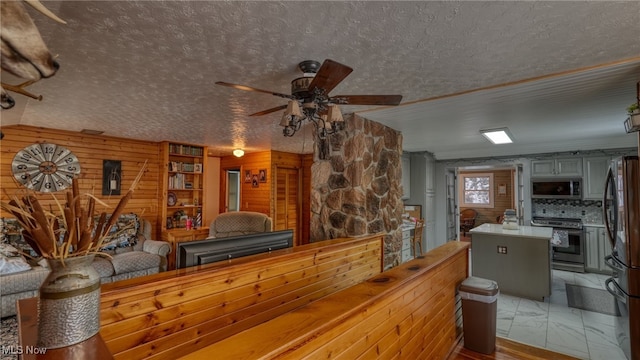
459,276,499,354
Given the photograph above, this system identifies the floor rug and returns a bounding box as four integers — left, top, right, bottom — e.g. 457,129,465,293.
565,283,620,316
1,316,18,360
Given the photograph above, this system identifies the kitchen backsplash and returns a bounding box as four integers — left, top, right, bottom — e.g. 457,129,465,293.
532,199,603,224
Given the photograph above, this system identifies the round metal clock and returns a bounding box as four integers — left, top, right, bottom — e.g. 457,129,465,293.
11,143,81,192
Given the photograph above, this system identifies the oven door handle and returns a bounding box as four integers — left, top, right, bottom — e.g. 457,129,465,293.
605,277,627,304
604,255,624,272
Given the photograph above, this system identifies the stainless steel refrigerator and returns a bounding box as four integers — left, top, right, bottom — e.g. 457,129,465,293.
604,155,639,360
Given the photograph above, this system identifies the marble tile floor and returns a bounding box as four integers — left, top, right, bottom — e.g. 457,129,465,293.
496,269,627,360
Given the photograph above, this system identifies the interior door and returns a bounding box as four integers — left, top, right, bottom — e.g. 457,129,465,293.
226,170,240,212
515,164,524,224
445,168,458,241
275,167,300,245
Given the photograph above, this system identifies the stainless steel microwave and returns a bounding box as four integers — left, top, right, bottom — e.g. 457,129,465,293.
531,178,582,199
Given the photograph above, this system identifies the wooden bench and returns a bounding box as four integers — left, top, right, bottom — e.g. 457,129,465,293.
98,234,384,360
181,241,470,360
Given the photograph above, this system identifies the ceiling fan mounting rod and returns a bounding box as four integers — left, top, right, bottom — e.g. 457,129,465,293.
298,60,321,74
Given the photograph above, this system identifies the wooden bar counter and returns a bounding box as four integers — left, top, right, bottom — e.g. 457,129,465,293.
180,241,470,360
17,237,469,360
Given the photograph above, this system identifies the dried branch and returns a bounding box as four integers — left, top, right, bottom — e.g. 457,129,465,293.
0,160,149,259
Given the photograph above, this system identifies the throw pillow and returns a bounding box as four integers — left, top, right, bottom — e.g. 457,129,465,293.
2,218,39,258
99,213,140,251
0,243,32,275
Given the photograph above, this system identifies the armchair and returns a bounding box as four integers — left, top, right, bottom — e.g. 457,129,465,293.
459,209,478,236
208,211,273,239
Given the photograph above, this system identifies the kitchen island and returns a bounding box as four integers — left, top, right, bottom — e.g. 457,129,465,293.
469,224,553,301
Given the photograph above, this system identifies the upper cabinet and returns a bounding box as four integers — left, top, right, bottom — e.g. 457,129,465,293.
531,158,582,177
159,142,208,237
401,154,410,199
583,156,611,200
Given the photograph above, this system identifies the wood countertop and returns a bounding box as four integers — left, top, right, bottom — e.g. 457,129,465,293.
470,224,553,239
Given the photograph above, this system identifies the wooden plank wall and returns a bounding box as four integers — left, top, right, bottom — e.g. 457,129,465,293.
301,153,313,245
182,241,470,360
219,151,272,214
0,125,162,236
98,234,384,360
219,150,310,242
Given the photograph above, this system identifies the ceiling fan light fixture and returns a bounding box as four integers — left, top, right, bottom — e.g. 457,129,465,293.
280,100,302,127
480,128,514,144
327,104,344,123
233,149,245,157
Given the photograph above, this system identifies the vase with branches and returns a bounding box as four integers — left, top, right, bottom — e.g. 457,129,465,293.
1,161,147,348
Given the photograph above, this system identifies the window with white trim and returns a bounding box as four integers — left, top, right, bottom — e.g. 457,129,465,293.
459,173,494,208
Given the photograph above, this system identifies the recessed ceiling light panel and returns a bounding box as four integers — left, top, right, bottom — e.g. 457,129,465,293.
480,128,513,144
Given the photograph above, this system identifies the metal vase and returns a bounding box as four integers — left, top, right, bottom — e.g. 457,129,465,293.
37,254,101,348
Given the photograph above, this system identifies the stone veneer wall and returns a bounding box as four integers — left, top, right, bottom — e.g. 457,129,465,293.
310,114,405,268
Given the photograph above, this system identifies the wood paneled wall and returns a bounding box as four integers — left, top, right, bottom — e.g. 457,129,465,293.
0,125,162,236
218,150,311,242
301,153,313,244
460,169,514,226
99,235,383,360
219,151,272,214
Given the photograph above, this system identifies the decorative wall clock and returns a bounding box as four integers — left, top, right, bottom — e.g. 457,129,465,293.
11,143,81,192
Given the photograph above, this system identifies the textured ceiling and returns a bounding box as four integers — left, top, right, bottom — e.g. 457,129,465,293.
2,1,640,159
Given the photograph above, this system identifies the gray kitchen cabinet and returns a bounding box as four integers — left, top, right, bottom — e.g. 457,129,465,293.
531,158,582,177
584,226,612,274
598,227,612,273
584,227,600,272
583,156,611,200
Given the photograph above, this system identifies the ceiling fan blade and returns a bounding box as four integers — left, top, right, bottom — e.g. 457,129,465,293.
330,95,403,106
249,104,288,117
215,81,294,100
307,59,353,95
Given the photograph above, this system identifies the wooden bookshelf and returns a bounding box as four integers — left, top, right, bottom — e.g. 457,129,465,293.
159,142,207,240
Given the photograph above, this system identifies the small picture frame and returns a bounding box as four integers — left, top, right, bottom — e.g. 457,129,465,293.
498,183,507,195
102,160,122,196
252,174,259,188
258,169,267,183
244,170,252,183
194,163,203,173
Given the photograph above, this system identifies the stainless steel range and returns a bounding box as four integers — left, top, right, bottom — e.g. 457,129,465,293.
531,216,585,273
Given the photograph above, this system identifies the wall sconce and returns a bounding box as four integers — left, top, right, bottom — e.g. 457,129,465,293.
233,149,245,157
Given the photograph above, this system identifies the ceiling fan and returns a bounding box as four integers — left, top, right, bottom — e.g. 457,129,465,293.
215,59,403,136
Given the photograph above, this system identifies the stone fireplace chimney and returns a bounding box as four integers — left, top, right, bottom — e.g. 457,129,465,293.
310,114,405,268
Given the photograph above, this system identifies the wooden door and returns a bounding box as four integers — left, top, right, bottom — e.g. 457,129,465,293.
275,167,300,245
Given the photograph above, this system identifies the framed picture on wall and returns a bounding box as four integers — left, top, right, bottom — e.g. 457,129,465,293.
244,170,252,183
259,169,267,182
252,174,259,188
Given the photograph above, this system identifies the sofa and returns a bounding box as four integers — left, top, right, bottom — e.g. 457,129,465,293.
208,211,273,238
0,214,171,317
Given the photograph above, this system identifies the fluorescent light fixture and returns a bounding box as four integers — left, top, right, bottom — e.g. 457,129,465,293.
480,128,513,144
233,149,245,157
